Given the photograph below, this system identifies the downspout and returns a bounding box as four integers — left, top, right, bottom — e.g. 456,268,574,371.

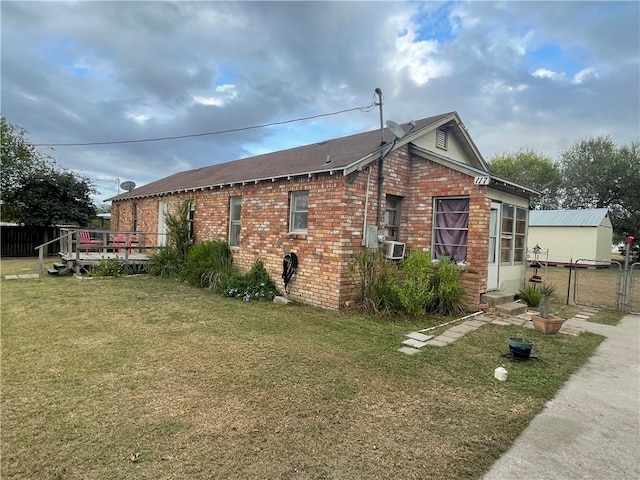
361,166,372,246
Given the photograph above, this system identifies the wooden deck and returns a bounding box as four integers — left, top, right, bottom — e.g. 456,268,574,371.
61,251,150,267
37,229,155,277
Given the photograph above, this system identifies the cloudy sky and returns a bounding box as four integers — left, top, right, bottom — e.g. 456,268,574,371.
2,0,638,204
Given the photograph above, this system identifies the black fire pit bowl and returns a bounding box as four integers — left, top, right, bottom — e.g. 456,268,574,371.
508,337,533,360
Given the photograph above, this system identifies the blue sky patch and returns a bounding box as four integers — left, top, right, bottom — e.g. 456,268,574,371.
413,1,457,43
524,43,589,78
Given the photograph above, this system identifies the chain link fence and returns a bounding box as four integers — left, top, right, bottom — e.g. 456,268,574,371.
627,263,640,314
524,248,632,311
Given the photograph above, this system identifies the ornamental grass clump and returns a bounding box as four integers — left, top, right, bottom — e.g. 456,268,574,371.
347,250,400,314
185,239,235,290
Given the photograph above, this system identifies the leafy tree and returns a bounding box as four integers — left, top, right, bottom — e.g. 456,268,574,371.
1,116,55,220
560,136,640,242
1,116,97,227
12,170,96,226
488,149,562,209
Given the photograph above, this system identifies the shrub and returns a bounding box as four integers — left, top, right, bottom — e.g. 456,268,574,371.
184,239,235,289
89,257,125,277
393,250,434,315
225,259,279,301
148,246,182,277
517,285,541,307
424,261,467,316
348,250,401,314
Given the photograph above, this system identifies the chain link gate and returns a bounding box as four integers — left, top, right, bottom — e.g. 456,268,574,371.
572,259,640,313
572,260,621,310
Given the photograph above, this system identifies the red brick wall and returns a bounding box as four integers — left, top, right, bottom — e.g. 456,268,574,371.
112,145,492,310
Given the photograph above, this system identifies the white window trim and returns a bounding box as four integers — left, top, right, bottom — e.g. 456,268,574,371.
229,196,241,247
500,204,527,264
384,195,402,241
289,191,309,234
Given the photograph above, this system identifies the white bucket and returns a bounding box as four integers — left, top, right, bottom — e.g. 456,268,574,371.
494,366,508,381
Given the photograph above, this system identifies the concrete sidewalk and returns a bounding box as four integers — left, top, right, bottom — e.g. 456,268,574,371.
484,314,640,480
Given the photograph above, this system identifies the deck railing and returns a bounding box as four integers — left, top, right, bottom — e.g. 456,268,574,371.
35,229,155,277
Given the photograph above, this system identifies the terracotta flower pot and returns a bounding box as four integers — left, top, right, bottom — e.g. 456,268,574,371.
531,314,565,335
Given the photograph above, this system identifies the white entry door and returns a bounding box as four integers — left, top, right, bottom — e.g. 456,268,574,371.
487,202,500,291
158,201,168,247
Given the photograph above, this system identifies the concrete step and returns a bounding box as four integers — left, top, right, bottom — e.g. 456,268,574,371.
481,291,516,307
496,301,528,316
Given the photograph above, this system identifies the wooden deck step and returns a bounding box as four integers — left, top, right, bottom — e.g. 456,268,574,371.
48,262,73,276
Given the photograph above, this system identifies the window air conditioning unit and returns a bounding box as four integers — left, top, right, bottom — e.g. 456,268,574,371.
383,241,406,260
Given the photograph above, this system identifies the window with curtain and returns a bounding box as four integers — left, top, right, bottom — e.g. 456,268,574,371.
229,196,241,246
384,195,402,240
433,197,469,261
289,191,309,233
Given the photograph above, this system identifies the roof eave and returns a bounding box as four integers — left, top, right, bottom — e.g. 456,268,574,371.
107,166,348,202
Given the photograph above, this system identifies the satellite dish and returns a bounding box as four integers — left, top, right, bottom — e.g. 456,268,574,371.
120,181,136,192
386,120,405,139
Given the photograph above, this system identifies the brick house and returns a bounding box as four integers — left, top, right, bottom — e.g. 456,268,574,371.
108,112,534,310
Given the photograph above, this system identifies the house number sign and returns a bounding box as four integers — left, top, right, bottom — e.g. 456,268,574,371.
474,176,490,185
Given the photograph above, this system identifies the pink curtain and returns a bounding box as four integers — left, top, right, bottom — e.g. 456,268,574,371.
434,198,469,261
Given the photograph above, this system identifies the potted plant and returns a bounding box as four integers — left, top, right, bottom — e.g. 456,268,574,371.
531,284,565,334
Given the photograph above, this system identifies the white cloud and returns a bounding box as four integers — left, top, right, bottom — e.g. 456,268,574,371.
192,84,238,107
532,68,566,81
573,68,598,84
125,112,150,124
386,15,450,89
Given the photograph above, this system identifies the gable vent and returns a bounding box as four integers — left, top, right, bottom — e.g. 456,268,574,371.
436,128,448,150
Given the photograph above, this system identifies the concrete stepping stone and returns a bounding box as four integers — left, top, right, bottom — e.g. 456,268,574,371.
425,338,449,347
491,319,511,326
575,314,591,319
406,332,434,342
462,319,485,328
4,273,40,279
560,325,585,336
402,338,429,349
398,346,421,355
503,317,527,326
439,330,465,340
449,324,477,333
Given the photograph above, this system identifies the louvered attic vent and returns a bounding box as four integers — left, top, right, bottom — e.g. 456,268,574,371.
436,128,448,150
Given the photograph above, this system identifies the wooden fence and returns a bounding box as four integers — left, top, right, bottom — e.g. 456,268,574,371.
1,225,61,257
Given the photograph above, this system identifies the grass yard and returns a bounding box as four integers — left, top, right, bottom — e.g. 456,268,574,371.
1,259,605,479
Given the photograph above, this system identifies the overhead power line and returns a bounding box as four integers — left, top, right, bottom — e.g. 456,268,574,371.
34,103,376,147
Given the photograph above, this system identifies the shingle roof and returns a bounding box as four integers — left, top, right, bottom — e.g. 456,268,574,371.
529,208,610,227
107,112,453,201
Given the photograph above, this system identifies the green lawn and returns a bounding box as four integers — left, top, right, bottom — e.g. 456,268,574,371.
1,259,605,479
